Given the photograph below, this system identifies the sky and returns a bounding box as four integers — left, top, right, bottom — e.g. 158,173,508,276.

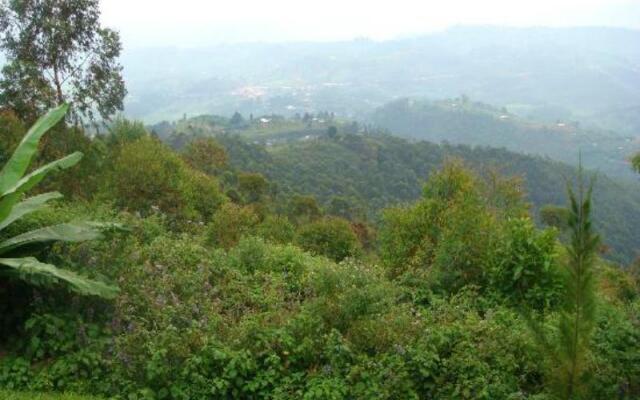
100,0,640,47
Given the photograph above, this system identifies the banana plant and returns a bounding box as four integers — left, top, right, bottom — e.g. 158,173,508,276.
0,104,118,299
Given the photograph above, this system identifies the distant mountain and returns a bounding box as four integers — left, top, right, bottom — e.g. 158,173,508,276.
122,26,640,135
371,97,637,178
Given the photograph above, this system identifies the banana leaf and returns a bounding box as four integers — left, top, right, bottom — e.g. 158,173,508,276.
0,257,118,298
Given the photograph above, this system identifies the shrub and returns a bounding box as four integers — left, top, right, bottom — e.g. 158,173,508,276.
180,170,226,222
237,172,269,204
104,136,224,223
380,161,531,296
182,137,228,176
489,218,562,310
206,203,259,249
256,215,295,244
296,217,360,262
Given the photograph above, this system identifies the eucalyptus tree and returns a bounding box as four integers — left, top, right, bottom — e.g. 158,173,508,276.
0,0,126,123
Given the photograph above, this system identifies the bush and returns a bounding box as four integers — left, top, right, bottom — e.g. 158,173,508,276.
296,217,360,262
380,161,531,296
104,136,224,223
489,218,562,310
182,137,227,176
256,215,296,244
206,203,259,249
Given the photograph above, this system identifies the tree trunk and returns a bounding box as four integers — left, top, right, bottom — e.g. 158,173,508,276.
52,64,64,104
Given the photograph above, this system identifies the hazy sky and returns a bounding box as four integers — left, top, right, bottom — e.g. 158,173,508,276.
101,0,640,47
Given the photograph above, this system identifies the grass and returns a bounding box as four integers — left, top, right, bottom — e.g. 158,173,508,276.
0,390,100,400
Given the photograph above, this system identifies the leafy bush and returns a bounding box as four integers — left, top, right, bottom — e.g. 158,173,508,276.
206,203,259,249
1,110,636,400
256,215,295,244
104,135,224,224
489,218,562,310
182,137,228,176
380,161,522,294
296,217,360,262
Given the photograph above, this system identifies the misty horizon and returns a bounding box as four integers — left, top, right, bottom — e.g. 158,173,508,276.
100,0,640,47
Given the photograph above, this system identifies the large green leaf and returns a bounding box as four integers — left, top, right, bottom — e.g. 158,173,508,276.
0,104,69,193
0,221,116,255
0,192,62,231
0,257,118,299
0,152,82,222
1,151,83,197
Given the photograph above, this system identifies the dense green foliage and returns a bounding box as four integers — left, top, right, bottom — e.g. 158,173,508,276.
527,172,602,399
379,161,561,309
216,132,640,264
296,217,360,262
0,112,637,399
0,390,100,400
103,135,226,223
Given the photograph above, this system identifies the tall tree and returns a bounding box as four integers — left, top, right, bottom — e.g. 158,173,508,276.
554,171,599,399
530,167,600,399
0,0,126,123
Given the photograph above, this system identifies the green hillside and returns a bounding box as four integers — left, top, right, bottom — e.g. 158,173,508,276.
217,132,640,263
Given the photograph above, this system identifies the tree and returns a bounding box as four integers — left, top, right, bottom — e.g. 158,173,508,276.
0,108,26,162
327,195,362,220
379,161,501,288
288,194,322,224
105,118,148,150
530,170,600,399
0,104,117,298
237,172,269,204
230,111,245,127
206,203,258,250
632,152,640,174
182,137,227,176
553,172,599,399
0,0,126,123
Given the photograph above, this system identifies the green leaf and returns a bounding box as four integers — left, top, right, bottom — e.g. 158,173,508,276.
0,152,82,222
0,257,118,299
0,192,63,231
0,103,69,193
2,151,83,197
0,221,112,255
